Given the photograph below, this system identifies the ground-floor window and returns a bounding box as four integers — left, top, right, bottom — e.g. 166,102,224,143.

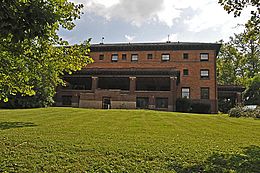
136,97,149,109
155,98,168,108
201,87,210,99
181,87,190,98
62,96,72,106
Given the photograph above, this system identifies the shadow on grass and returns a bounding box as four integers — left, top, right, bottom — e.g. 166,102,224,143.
0,122,37,130
168,145,260,173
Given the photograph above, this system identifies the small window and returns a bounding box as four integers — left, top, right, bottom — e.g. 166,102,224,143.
147,54,153,59
111,54,118,62
181,88,190,98
201,87,209,99
99,54,104,60
200,53,209,61
161,54,170,61
200,69,209,79
131,54,138,62
155,98,168,108
183,53,189,59
122,54,127,60
183,69,189,76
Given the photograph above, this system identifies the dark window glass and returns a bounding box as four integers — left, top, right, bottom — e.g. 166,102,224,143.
155,98,168,108
136,97,149,109
183,69,189,76
122,54,127,60
62,96,72,106
99,54,104,60
183,53,189,59
201,87,209,99
200,53,209,61
200,69,209,79
147,54,153,59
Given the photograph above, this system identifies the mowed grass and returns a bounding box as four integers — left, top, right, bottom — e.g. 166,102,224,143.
0,108,259,172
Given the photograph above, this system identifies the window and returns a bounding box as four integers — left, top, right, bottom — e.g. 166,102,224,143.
62,96,72,106
200,53,209,61
131,54,138,61
181,88,190,98
200,69,209,79
122,54,127,60
183,69,189,76
99,54,104,60
161,54,170,61
111,54,118,62
136,97,149,109
201,87,209,99
147,54,153,59
155,98,168,108
183,53,189,59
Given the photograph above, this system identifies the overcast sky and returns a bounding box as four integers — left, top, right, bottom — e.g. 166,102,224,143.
59,0,252,44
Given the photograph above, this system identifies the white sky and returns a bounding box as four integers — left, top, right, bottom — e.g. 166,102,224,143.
60,0,252,44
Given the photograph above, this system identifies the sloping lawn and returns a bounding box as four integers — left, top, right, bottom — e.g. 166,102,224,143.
0,108,259,172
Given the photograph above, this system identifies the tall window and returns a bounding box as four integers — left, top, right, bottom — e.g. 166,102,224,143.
111,54,118,62
122,54,127,60
155,98,168,108
181,88,190,98
201,87,209,99
99,54,104,60
161,54,170,61
131,54,138,62
147,54,153,59
136,97,149,109
200,53,209,61
183,53,189,59
200,69,209,79
183,69,189,76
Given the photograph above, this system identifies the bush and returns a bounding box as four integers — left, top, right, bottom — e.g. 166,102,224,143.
190,102,211,114
229,106,260,118
176,98,192,112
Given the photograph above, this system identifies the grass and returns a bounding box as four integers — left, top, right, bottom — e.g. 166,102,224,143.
0,108,259,172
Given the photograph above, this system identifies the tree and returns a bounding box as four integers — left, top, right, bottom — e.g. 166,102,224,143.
218,0,260,42
0,0,93,106
244,74,260,105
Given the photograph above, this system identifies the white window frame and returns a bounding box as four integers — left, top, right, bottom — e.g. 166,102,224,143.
111,54,118,62
181,88,190,99
200,53,209,61
161,54,170,61
131,54,138,61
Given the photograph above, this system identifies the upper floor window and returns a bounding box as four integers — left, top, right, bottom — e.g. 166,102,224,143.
122,54,127,60
200,69,209,79
183,53,189,59
201,87,209,99
161,54,170,61
131,54,138,62
181,87,190,98
111,54,118,62
99,54,104,60
183,69,189,76
147,54,153,59
200,53,209,61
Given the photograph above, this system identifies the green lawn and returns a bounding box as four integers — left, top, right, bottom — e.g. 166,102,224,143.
0,108,259,172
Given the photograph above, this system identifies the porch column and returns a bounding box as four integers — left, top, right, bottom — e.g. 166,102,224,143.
91,76,98,92
129,77,136,94
236,92,242,104
170,76,177,111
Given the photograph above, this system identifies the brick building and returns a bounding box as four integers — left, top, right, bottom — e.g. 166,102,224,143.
55,42,221,113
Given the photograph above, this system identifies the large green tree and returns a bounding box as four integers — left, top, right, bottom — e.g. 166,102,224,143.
0,0,93,106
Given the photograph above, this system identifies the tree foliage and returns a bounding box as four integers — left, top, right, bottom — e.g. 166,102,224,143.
218,0,260,42
0,0,93,106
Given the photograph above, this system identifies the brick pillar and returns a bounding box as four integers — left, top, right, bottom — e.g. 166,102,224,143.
91,76,98,92
170,76,177,111
129,77,136,95
236,92,242,104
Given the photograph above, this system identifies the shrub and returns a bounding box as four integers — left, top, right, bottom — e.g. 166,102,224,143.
190,102,211,114
229,106,260,118
176,98,192,112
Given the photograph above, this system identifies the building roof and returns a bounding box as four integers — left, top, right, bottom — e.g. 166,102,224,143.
90,42,222,55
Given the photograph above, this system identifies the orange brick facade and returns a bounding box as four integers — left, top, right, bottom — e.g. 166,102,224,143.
55,42,221,113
